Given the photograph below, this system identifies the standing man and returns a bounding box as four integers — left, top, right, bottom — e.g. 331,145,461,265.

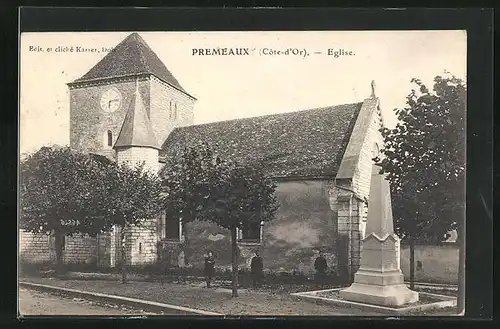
204,250,215,288
314,250,328,289
250,250,264,289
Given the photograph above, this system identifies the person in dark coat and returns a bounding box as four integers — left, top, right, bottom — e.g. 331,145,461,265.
314,251,328,289
204,251,215,288
250,250,264,289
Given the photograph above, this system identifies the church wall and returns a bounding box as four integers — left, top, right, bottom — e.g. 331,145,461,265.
126,219,158,266
69,78,150,155
149,76,195,147
158,179,338,276
335,100,384,278
116,147,159,173
351,104,384,204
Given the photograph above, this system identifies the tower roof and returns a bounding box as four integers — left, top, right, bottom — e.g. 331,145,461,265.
71,32,188,95
114,81,160,150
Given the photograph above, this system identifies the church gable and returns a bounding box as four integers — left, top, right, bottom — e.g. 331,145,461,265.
71,32,190,96
161,103,363,178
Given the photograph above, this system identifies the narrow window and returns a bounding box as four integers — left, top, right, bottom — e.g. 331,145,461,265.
107,130,113,147
372,142,380,159
169,101,172,119
61,234,66,251
138,242,142,254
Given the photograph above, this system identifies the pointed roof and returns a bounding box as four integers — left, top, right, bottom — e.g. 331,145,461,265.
70,32,189,95
365,164,395,238
114,81,160,150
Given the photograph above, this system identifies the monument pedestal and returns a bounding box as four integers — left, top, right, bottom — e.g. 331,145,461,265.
340,164,419,307
339,233,419,307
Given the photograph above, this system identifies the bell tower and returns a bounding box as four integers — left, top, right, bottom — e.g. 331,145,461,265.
67,32,196,160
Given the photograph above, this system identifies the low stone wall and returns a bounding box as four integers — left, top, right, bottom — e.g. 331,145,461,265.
19,230,55,263
400,243,459,284
63,234,98,264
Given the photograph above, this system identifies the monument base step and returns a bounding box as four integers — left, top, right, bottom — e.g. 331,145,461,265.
339,283,419,307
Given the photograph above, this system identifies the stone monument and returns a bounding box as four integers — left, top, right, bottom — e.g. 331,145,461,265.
339,164,419,307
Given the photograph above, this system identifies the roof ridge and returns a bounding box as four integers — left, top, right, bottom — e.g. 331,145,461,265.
173,101,364,130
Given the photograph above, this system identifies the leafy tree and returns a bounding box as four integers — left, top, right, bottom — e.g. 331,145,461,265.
101,160,163,283
375,74,466,290
160,142,225,265
206,163,279,297
19,146,163,279
19,146,110,271
161,143,279,297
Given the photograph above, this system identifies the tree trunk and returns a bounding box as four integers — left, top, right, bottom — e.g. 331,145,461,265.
54,230,64,274
182,220,190,266
457,218,466,314
120,227,127,284
409,234,415,290
231,225,239,298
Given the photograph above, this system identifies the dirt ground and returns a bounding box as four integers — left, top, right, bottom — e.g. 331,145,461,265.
18,288,158,316
22,277,451,316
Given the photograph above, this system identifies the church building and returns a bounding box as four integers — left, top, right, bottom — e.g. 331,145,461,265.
20,32,385,279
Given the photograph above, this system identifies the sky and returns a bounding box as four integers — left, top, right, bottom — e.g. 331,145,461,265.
19,31,466,155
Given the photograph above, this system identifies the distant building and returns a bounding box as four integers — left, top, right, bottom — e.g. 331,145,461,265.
20,33,386,278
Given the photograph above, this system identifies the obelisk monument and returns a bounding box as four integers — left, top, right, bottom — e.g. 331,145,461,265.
339,164,419,307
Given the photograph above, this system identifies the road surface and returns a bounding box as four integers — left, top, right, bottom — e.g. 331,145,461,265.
18,288,159,316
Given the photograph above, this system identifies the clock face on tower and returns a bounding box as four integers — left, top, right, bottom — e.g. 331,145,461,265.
100,87,122,113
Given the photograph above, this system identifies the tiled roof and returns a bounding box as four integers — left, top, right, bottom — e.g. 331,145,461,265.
161,103,363,178
114,83,160,150
71,33,188,95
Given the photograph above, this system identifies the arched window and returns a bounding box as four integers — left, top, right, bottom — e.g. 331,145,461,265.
107,130,113,147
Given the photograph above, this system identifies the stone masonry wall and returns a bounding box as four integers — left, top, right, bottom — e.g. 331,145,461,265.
400,243,459,284
126,219,159,266
19,230,55,263
158,180,338,276
149,76,196,147
351,102,384,204
63,234,98,264
69,77,150,155
19,230,101,265
116,147,159,173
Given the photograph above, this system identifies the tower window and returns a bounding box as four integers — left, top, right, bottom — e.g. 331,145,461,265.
169,101,173,119
107,130,113,147
174,103,178,120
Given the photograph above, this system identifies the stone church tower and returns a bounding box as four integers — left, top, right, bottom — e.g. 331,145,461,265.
66,32,196,266
67,32,196,161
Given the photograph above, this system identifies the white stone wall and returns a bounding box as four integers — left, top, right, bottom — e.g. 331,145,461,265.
126,219,159,265
117,147,159,173
63,234,97,264
19,230,55,263
351,103,384,202
19,230,102,265
149,76,196,147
